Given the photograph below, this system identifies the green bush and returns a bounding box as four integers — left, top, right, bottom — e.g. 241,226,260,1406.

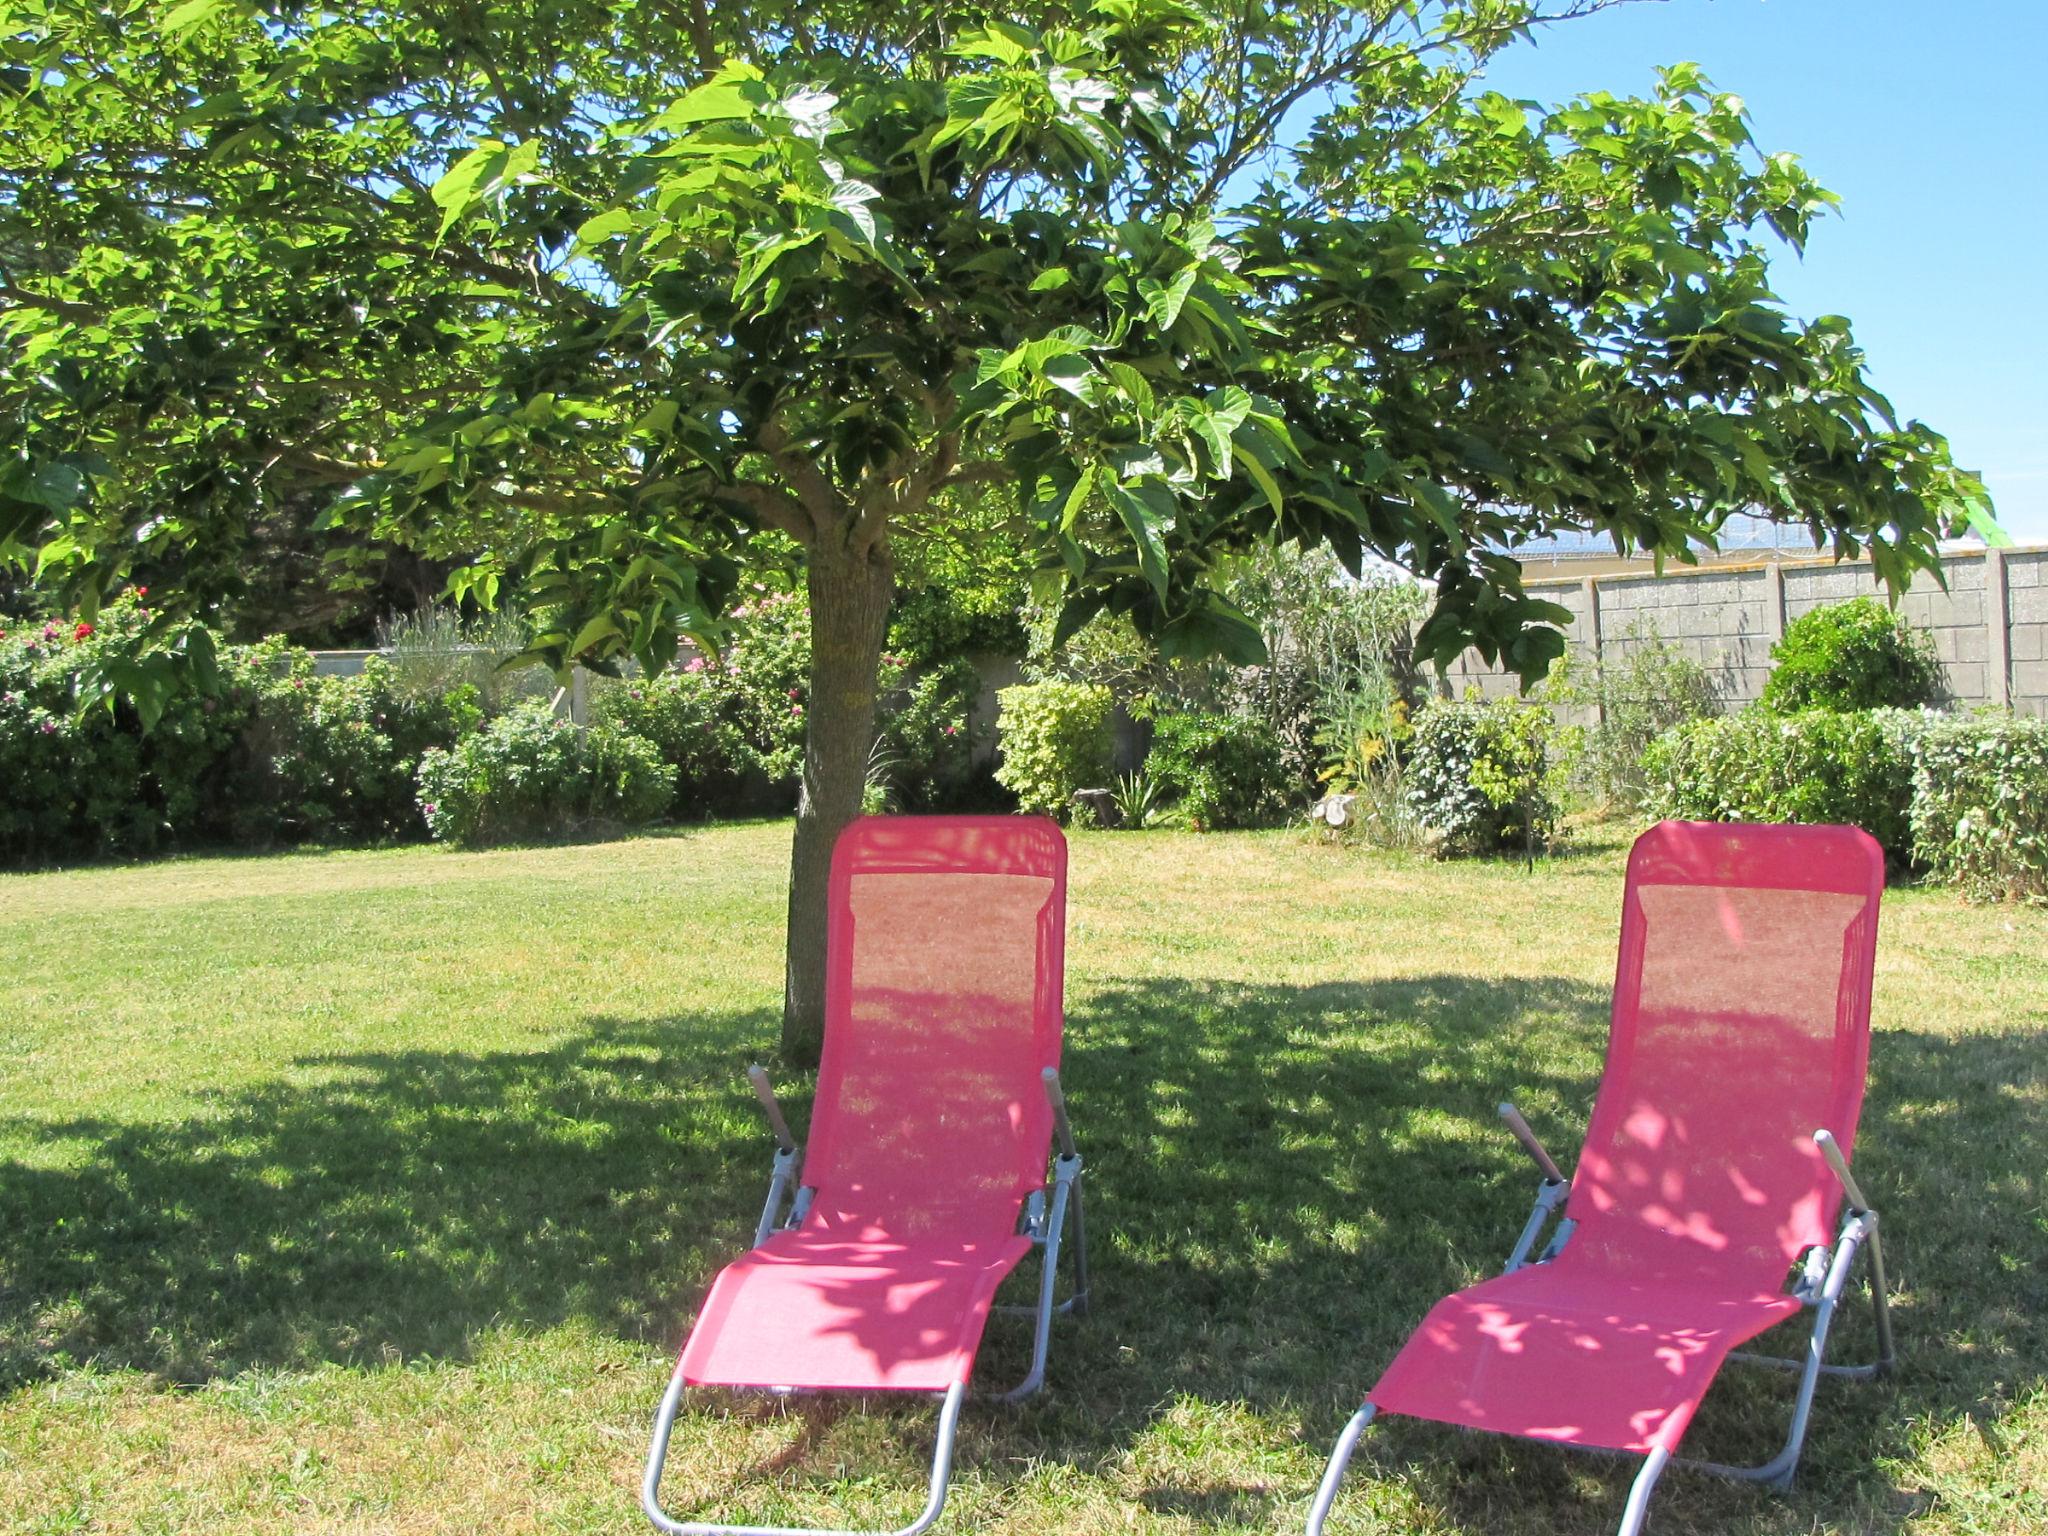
1909,714,2048,902
874,654,986,811
994,682,1114,819
415,701,674,847
1760,597,1943,713
1541,626,1722,810
1405,694,1559,856
1640,708,1916,858
589,664,755,817
0,599,254,860
234,649,482,844
593,590,815,816
1146,710,1291,830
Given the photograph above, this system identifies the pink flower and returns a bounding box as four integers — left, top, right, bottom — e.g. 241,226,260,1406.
787,687,801,698
683,657,705,674
39,720,58,735
790,704,803,717
41,623,59,640
944,725,958,736
423,802,438,815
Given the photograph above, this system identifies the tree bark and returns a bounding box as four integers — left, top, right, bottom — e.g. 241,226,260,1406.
779,528,895,1066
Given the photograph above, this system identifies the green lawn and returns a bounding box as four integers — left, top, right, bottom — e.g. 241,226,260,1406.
1,822,2042,1534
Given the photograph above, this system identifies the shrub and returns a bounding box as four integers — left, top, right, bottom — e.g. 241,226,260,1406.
1146,710,1292,830
1024,546,1424,795
374,604,553,713
1541,626,1722,810
0,600,254,861
715,590,814,787
233,650,481,844
1108,769,1165,830
415,701,674,846
1760,597,1943,712
589,665,755,817
1640,708,1915,858
874,654,986,811
1909,714,2048,902
994,682,1114,819
1405,694,1559,856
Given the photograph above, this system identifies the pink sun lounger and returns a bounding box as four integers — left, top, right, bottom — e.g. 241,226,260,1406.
643,815,1088,1536
1307,821,1898,1536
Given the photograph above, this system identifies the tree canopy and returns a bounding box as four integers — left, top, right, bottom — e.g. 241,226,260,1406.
0,0,1993,1056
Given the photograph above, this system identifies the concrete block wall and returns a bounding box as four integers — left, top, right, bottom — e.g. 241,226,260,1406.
1440,545,2048,716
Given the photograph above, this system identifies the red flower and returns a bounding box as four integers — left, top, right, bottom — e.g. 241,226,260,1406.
73,621,94,641
135,586,148,598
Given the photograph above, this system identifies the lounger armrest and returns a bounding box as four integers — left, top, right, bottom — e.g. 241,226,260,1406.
1042,1066,1079,1160
1813,1129,1871,1215
1499,1101,1567,1186
747,1063,799,1154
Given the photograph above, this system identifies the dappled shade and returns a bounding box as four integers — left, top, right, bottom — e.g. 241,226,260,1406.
676,815,1066,1391
1371,820,1884,1453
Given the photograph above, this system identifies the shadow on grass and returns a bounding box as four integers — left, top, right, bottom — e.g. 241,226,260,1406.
0,1008,786,1388
0,972,2040,1534
1047,976,2046,1533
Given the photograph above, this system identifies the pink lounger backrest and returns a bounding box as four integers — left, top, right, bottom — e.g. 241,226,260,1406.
802,815,1068,1240
1568,821,1885,1289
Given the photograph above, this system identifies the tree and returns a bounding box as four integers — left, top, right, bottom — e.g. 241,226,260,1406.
0,1,1993,1062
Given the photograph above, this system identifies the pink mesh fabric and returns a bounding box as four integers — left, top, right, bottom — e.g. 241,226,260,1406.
1372,821,1884,1452
678,816,1067,1391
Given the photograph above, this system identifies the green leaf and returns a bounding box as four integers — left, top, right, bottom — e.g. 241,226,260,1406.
1059,465,1096,531
1042,354,1096,402
1105,478,1175,596
162,0,242,35
1141,266,1200,329
647,66,771,130
1236,440,1283,513
429,139,538,241
573,207,639,249
4,461,87,513
1159,594,1266,666
570,614,622,656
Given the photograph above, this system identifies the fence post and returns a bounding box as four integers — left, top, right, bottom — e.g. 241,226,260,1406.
1762,561,1787,647
569,665,590,726
1985,547,2012,708
1580,576,1603,725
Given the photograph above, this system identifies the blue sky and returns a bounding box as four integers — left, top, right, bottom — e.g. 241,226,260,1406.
1475,0,2048,540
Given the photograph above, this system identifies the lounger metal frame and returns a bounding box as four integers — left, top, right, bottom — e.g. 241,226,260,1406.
643,1066,1090,1536
1306,1106,1895,1536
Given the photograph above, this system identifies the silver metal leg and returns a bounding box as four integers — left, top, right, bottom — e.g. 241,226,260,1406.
1615,1446,1671,1536
642,1376,967,1536
1676,1211,1887,1490
988,1155,1086,1403
1303,1403,1377,1536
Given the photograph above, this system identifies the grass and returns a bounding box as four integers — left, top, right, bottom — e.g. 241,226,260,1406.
0,821,2042,1534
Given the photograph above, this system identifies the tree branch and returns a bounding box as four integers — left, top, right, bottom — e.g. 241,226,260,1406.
756,419,837,530
719,480,815,543
849,432,960,556
0,281,102,325
683,0,720,74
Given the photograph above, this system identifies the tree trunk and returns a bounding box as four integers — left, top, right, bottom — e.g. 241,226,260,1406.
779,532,894,1066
